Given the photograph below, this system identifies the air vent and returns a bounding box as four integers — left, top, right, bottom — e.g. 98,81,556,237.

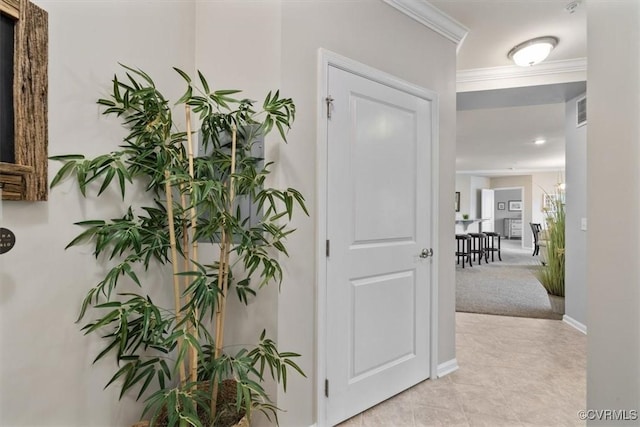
576,96,587,127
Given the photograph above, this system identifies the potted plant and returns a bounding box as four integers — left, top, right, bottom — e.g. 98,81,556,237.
536,191,565,314
50,65,307,427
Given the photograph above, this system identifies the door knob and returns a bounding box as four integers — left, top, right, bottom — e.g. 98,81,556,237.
419,248,433,258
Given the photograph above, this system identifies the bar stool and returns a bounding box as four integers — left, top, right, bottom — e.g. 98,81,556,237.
484,231,502,262
468,232,488,265
455,234,472,268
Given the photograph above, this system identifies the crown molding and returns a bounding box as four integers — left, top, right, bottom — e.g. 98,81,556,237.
457,58,587,84
383,0,469,52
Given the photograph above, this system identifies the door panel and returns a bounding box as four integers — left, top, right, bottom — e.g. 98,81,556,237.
325,65,433,426
351,270,416,379
351,95,417,244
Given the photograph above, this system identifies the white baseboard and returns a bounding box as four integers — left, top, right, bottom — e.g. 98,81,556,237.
437,358,459,377
563,315,587,334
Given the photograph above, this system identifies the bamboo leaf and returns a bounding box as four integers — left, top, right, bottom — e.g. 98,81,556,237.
136,368,156,400
97,98,116,107
92,338,121,364
49,160,78,188
97,167,116,196
173,67,192,83
263,91,272,109
116,169,126,198
64,227,99,250
123,265,141,287
76,289,97,322
95,301,122,308
49,154,85,161
284,358,307,378
176,85,193,105
275,120,287,142
83,309,120,334
198,70,210,94
119,63,155,87
104,362,133,390
214,89,241,96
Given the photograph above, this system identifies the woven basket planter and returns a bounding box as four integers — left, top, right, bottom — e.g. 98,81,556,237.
131,380,249,427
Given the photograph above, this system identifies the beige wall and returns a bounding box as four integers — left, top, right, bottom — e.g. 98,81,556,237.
0,2,457,426
587,2,640,422
277,2,457,425
531,171,564,225
0,1,195,426
565,93,587,328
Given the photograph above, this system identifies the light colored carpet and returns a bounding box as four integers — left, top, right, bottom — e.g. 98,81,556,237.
455,239,562,320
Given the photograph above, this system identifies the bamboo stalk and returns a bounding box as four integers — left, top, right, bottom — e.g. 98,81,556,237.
214,227,227,353
180,188,190,291
211,125,238,420
185,105,200,385
216,125,237,349
217,126,237,356
209,225,226,420
164,170,186,386
178,136,192,383
179,180,191,380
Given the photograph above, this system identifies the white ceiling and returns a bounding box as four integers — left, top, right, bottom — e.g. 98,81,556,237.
428,0,587,176
455,81,585,175
431,0,587,70
456,101,566,173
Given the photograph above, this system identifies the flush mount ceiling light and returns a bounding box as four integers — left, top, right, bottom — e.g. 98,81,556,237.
534,138,546,145
508,36,559,67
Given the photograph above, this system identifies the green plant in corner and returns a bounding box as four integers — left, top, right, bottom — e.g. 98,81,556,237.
50,65,308,427
536,192,565,297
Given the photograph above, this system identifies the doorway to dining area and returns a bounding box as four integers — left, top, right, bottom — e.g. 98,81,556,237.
455,176,561,320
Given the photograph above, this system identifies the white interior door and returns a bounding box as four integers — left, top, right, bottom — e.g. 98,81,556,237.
480,189,495,232
325,64,434,426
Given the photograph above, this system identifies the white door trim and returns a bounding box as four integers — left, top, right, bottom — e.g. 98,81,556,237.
315,48,440,426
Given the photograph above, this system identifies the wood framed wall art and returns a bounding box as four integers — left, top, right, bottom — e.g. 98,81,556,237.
0,0,48,201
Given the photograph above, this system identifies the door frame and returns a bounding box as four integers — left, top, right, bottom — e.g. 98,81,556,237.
315,49,440,426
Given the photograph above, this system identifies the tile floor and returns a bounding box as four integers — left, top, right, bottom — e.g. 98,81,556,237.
338,312,586,427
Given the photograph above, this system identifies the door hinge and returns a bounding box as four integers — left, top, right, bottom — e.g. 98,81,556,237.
325,95,334,119
325,379,329,397
326,239,330,257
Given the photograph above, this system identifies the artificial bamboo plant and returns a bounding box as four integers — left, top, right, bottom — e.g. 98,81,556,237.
51,65,307,427
536,191,565,297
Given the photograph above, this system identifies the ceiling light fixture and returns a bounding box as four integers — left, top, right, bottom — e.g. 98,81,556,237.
534,138,546,145
508,36,559,67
